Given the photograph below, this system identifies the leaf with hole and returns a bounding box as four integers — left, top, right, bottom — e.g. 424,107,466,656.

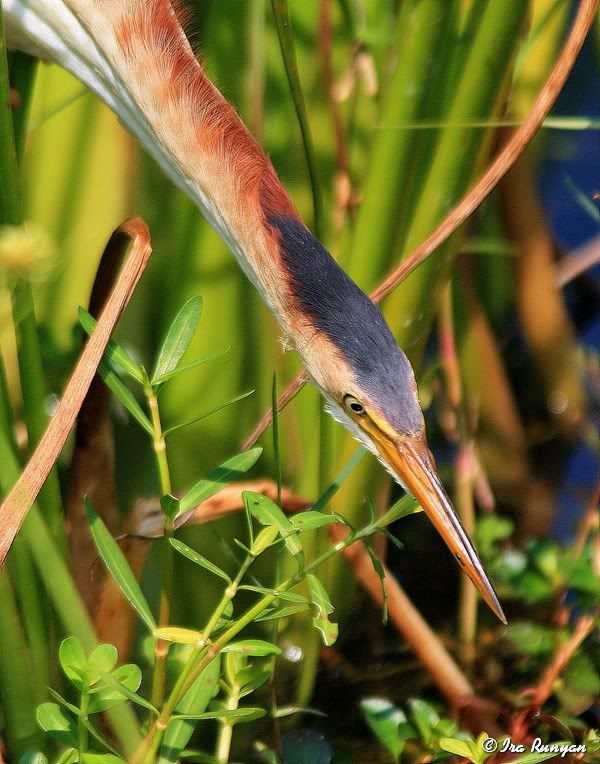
178,448,263,515
85,497,156,631
169,538,232,583
307,574,338,646
289,511,338,532
152,296,202,382
78,307,145,384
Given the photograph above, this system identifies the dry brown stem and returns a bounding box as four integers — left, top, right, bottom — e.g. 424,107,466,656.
242,0,597,450
0,219,153,567
66,227,129,614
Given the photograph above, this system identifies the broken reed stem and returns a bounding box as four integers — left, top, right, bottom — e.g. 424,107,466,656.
242,0,598,449
0,220,153,568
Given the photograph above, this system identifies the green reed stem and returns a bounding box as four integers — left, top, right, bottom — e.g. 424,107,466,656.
271,0,325,240
385,0,528,356
0,569,42,757
146,379,175,710
0,414,141,753
0,354,50,698
346,0,454,284
135,504,413,762
0,10,65,550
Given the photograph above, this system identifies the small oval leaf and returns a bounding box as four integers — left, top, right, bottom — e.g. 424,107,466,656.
59,636,87,688
152,296,202,382
36,703,77,747
154,627,206,645
85,498,156,631
307,574,338,646
169,538,232,583
221,639,281,657
178,448,263,515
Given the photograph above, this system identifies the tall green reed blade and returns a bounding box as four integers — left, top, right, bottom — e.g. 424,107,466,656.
0,354,49,698
383,0,529,357
270,0,325,240
0,569,42,757
344,0,457,284
0,418,142,752
0,10,65,550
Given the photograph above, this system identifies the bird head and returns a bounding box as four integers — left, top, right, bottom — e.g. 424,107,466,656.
275,215,506,623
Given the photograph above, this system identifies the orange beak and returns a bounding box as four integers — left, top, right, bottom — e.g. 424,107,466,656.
371,427,506,624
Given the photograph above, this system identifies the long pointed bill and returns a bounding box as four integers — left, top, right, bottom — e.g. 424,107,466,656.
375,431,506,624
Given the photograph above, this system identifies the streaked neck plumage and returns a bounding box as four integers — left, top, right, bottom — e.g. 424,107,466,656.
4,0,402,401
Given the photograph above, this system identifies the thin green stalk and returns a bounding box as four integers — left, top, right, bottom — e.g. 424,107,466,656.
79,692,90,757
8,51,37,160
271,0,325,240
269,375,282,752
146,379,174,709
135,507,407,761
135,554,256,764
0,10,65,549
0,418,141,752
0,569,42,758
215,683,241,764
0,354,49,696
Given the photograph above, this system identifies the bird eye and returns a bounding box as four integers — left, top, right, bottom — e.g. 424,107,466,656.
343,395,365,415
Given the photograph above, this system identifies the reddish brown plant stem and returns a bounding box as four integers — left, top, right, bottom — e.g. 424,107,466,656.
242,0,598,450
511,614,596,742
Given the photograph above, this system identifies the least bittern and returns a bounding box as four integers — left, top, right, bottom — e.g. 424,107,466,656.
2,0,504,622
